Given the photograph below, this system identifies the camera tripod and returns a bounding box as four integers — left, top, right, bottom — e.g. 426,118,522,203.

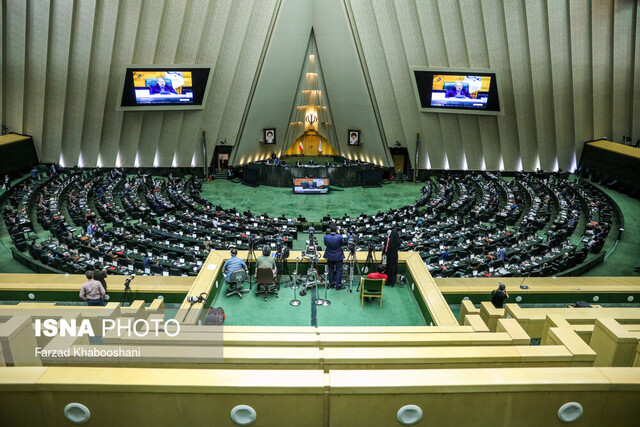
298,236,323,296
123,275,135,307
298,251,320,296
356,245,377,293
245,242,257,288
275,246,292,289
343,247,361,292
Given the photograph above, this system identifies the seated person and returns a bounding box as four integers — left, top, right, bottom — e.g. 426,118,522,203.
223,248,248,282
366,264,388,284
148,77,177,95
256,245,277,278
445,81,471,99
295,160,302,167
142,256,155,270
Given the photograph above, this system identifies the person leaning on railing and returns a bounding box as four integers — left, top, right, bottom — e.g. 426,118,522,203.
79,271,106,306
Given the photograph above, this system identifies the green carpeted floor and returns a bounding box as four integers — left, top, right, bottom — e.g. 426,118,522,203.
210,275,427,327
200,179,420,222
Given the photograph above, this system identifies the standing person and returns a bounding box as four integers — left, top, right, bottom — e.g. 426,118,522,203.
93,263,107,293
142,255,154,271
491,282,509,308
2,174,10,190
79,271,106,306
324,224,345,290
383,228,401,286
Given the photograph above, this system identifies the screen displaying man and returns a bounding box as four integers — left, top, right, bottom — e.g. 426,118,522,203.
445,81,471,99
149,77,177,95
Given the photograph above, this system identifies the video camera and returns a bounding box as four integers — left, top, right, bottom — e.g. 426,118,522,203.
123,275,135,290
304,227,320,256
276,242,290,259
347,232,359,253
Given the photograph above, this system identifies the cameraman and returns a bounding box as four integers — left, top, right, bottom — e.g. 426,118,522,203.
223,248,248,282
323,224,345,290
256,245,277,278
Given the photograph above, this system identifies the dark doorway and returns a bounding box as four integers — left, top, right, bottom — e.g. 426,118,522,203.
212,145,233,173
389,147,410,174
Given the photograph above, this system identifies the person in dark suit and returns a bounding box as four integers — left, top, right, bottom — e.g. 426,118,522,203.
323,224,345,290
148,77,177,95
445,81,471,99
383,228,401,286
93,263,108,293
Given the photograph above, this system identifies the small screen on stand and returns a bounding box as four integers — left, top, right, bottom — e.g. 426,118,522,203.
293,178,329,194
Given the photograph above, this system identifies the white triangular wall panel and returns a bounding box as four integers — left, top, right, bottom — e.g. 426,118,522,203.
313,0,390,166
233,0,312,165
233,0,390,167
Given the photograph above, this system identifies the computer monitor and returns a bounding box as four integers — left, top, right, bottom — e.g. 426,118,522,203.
411,67,503,116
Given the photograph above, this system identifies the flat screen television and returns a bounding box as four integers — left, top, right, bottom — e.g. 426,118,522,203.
118,65,212,111
411,67,503,115
293,178,329,194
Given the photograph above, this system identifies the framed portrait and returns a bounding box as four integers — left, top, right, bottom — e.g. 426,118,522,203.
264,128,276,145
347,129,360,146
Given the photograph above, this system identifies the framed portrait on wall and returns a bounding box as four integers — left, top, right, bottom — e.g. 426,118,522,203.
264,128,276,145
347,129,360,146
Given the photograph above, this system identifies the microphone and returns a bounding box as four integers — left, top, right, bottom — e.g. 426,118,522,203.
519,269,532,289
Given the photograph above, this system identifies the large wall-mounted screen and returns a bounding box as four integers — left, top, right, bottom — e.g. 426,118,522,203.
118,65,212,111
411,67,503,115
293,178,329,194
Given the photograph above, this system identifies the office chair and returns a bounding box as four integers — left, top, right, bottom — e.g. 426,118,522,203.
360,278,384,308
227,269,249,299
255,267,278,302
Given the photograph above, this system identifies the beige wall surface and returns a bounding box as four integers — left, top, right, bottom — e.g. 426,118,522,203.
1,0,280,168
346,0,639,171
1,0,638,171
